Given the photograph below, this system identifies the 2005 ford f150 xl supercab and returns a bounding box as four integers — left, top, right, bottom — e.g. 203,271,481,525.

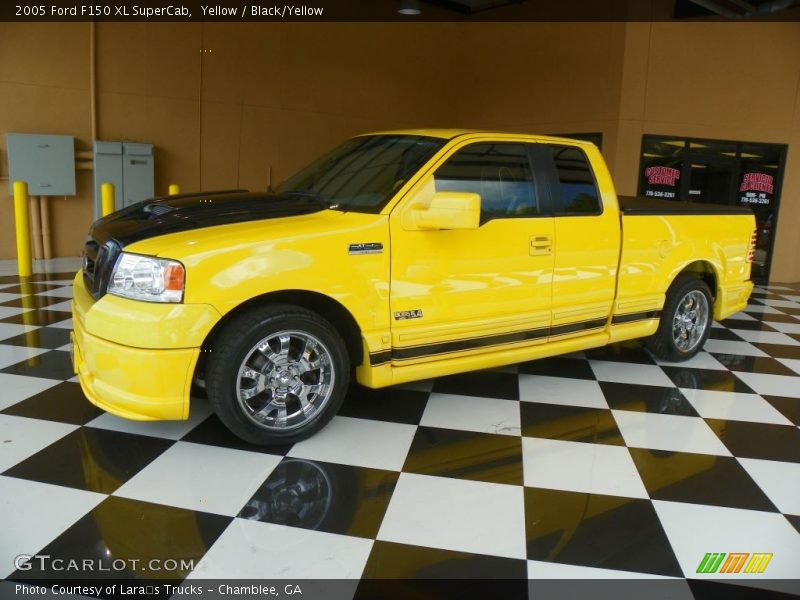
71,130,755,444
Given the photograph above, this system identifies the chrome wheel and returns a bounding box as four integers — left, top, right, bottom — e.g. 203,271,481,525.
236,330,335,431
671,290,709,353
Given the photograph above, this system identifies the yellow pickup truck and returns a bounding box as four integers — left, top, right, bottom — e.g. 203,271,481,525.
71,130,755,445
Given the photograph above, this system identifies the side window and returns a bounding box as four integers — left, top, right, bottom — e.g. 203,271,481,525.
546,145,601,215
434,143,538,222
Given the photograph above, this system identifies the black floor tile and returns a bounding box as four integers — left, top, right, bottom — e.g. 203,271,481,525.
520,402,624,445
757,312,800,324
786,515,800,536
181,414,293,455
705,418,800,463
1,382,102,425
660,366,755,393
762,395,800,426
720,319,777,332
360,540,528,579
629,448,778,512
517,356,597,380
708,353,798,376
0,309,71,326
10,495,231,581
30,271,78,282
584,341,655,364
340,385,429,425
0,349,75,380
0,282,65,294
403,426,523,486
753,343,800,360
687,579,800,600
239,457,399,539
432,370,519,400
599,382,697,416
0,295,68,309
708,328,745,341
3,427,173,493
0,326,71,349
524,487,683,577
778,306,800,316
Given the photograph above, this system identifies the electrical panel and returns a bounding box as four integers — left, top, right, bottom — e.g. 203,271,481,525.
5,133,76,196
93,141,154,217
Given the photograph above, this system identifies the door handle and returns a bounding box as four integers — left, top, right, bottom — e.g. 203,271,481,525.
530,235,552,256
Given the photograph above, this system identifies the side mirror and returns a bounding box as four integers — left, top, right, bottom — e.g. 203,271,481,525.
404,191,481,231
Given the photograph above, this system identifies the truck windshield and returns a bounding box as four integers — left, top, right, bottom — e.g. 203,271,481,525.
277,135,446,213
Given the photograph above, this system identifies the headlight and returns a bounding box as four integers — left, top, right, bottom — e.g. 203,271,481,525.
108,252,185,303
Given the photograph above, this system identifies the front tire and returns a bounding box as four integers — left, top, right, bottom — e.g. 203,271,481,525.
206,304,350,445
646,275,713,362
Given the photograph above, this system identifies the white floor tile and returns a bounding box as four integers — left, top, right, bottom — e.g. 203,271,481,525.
114,441,281,516
42,299,73,312
378,472,526,559
589,361,675,388
653,500,800,579
0,414,77,471
0,346,51,370
766,321,800,335
731,330,799,346
0,323,41,342
655,352,727,371
777,358,800,376
527,560,680,580
188,520,371,579
761,299,800,308
612,410,731,456
519,374,608,409
49,318,73,329
702,339,767,357
0,476,105,578
522,437,648,499
0,373,61,411
86,398,213,440
738,458,800,516
38,287,73,299
0,307,29,320
421,393,520,436
0,293,22,303
734,372,800,398
744,304,783,314
680,388,793,426
288,416,416,471
728,311,757,321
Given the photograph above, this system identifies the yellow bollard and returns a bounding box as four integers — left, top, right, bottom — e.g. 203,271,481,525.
13,181,32,278
101,182,115,216
168,184,181,196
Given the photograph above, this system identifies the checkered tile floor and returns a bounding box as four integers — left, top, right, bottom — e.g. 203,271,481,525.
1,269,799,593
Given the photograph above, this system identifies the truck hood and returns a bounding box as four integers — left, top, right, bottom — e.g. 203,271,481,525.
89,190,329,247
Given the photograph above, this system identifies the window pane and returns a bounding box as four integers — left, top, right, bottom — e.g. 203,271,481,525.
547,146,600,214
434,143,537,221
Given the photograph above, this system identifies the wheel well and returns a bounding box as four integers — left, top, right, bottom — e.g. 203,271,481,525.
676,261,717,299
194,291,364,383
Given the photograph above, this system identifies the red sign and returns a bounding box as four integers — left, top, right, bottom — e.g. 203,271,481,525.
740,172,774,194
645,166,681,187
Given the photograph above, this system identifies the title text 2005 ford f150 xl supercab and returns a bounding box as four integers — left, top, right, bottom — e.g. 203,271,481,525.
71,130,755,444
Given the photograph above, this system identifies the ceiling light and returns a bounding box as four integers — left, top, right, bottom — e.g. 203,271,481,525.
399,0,421,15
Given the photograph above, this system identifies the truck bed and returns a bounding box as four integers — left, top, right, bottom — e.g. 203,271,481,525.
619,195,752,216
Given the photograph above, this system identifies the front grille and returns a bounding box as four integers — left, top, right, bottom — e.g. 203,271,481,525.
82,237,121,300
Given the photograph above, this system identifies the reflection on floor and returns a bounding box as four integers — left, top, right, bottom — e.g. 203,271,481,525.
0,265,799,595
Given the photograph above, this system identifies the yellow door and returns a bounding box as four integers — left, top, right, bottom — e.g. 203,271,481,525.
538,144,619,339
389,141,554,364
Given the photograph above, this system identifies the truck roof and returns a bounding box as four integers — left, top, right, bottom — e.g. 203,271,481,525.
361,128,594,145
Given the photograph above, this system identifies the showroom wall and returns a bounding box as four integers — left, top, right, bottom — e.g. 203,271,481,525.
1,20,799,281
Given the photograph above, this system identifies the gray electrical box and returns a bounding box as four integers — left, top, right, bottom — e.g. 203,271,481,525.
93,141,154,218
6,133,76,196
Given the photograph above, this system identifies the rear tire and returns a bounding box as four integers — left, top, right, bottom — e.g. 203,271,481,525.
205,304,350,446
646,275,713,362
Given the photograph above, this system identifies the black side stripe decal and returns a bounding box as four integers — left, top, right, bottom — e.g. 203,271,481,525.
368,316,613,366
611,310,662,324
